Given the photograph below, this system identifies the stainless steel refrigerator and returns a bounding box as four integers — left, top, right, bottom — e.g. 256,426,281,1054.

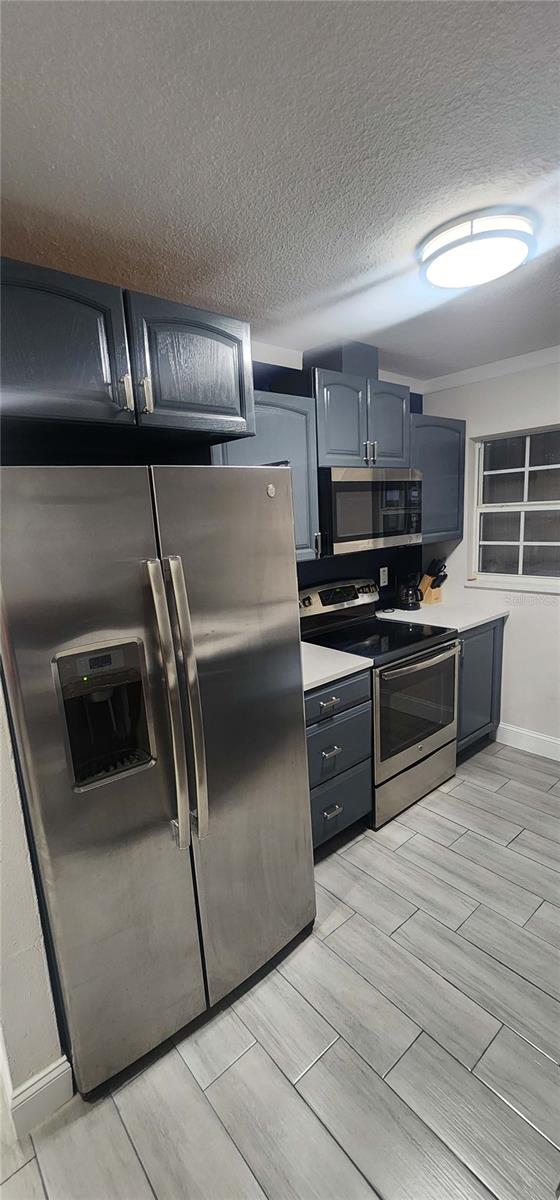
1,465,315,1092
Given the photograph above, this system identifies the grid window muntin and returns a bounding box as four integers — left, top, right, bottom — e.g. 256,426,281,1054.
475,429,560,582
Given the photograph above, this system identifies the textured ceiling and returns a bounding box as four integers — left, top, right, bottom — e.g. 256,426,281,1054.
2,1,559,379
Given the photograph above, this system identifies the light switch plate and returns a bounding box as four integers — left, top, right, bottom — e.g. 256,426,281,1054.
379,567,389,587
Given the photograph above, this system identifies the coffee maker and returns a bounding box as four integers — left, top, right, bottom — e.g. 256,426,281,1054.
397,573,423,610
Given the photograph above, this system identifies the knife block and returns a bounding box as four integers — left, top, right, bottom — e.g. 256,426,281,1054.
419,574,442,604
422,586,442,604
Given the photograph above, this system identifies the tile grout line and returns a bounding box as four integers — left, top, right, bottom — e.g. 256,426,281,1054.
452,916,560,1005
439,778,560,845
340,835,483,917
522,898,546,929
0,1150,37,1189
399,829,546,916
110,1095,159,1200
204,1039,370,1200
388,907,560,1061
382,1030,557,1195
446,836,550,910
324,1034,502,1200
324,912,503,1077
197,1036,257,1090
468,1022,504,1074
293,1034,340,1086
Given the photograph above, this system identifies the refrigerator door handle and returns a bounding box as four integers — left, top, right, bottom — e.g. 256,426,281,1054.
145,559,191,850
165,555,209,840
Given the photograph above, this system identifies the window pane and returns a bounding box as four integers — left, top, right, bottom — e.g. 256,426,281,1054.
483,472,524,503
523,545,560,578
483,436,525,471
479,545,519,574
527,468,560,502
529,430,560,467
480,512,521,542
524,511,560,542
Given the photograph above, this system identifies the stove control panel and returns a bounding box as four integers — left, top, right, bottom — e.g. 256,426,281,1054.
299,578,379,618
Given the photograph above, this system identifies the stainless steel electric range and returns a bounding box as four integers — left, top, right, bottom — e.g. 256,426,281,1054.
300,578,460,827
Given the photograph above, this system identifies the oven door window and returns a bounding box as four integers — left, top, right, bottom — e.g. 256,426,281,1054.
378,652,455,761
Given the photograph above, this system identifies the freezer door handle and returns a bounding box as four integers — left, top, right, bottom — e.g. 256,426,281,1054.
146,559,191,850
166,555,209,840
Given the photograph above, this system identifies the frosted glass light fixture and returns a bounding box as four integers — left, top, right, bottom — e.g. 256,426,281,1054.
417,209,537,289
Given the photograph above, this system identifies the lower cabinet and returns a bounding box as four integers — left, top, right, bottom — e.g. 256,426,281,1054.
310,761,372,848
305,671,372,847
212,390,319,560
458,618,504,752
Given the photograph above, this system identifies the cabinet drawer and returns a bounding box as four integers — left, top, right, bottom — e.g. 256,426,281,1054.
311,760,372,848
307,702,371,788
305,670,371,725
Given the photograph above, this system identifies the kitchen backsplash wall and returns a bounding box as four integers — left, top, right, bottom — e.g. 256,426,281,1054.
297,545,423,603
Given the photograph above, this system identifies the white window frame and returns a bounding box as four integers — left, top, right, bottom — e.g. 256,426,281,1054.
471,430,560,595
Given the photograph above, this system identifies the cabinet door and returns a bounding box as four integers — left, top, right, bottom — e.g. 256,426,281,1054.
315,369,368,467
213,392,319,560
368,381,410,467
458,620,503,746
411,414,465,542
1,258,133,423
125,291,254,436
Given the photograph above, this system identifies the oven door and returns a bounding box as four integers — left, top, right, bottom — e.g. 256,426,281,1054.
322,468,422,554
374,642,459,783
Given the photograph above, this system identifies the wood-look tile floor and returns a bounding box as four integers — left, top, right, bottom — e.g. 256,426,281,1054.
3,742,560,1200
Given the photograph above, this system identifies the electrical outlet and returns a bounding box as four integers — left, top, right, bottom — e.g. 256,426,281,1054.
379,567,389,587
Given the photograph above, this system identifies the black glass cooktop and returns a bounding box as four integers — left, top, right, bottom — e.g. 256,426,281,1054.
303,617,458,668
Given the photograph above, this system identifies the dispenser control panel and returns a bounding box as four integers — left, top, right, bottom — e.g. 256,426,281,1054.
56,641,152,788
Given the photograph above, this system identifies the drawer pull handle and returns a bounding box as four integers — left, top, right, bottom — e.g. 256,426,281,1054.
319,696,341,712
323,804,343,821
322,745,342,761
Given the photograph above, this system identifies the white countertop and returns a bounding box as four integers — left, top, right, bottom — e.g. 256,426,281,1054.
376,597,509,634
301,641,372,692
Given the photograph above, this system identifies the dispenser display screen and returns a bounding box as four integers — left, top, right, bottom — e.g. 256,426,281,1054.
88,653,112,671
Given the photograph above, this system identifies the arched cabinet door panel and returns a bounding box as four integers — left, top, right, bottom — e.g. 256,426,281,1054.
368,381,410,467
213,391,319,561
411,414,466,542
125,291,254,437
1,259,133,422
315,369,369,467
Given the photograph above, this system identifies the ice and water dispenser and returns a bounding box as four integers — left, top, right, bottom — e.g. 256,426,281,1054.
56,642,152,787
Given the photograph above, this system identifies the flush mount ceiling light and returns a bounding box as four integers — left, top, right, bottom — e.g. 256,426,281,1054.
417,209,537,289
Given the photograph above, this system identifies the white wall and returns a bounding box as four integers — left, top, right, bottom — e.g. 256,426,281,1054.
424,358,560,750
1,684,72,1132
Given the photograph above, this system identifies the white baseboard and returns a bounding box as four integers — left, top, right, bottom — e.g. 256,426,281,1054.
9,1056,73,1137
496,721,560,763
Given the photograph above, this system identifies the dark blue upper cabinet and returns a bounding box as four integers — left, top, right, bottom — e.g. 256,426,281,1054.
315,369,369,467
1,258,133,423
315,369,409,467
368,381,410,467
213,391,319,560
411,414,466,542
125,291,254,437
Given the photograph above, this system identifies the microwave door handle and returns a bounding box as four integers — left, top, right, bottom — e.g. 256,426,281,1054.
381,643,459,680
165,555,209,840
146,559,190,850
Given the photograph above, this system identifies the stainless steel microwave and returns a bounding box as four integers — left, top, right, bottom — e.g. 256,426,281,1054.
318,467,422,555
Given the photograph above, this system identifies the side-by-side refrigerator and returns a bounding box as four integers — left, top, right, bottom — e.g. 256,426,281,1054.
1,465,315,1092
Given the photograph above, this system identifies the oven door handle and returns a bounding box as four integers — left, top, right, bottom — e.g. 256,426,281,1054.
381,642,459,680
